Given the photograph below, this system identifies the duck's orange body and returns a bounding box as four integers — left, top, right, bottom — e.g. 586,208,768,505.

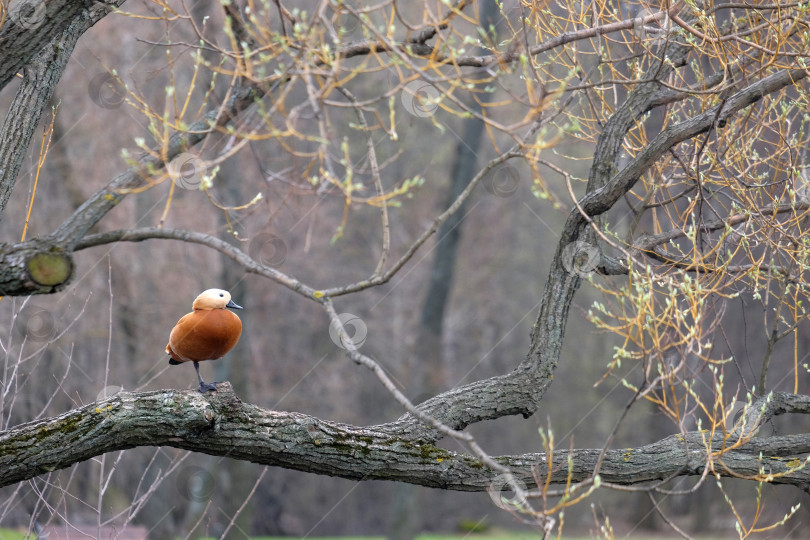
166,288,243,392
166,308,242,363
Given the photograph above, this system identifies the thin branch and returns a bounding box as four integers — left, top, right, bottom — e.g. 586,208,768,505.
649,492,694,540
334,86,391,278
633,201,810,251
74,227,319,300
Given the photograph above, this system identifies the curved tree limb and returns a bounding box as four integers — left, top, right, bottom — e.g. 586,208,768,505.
76,227,318,299
551,67,809,281
500,42,693,437
1,385,808,491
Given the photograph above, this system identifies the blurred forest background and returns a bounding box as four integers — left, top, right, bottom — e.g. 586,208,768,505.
1,0,810,538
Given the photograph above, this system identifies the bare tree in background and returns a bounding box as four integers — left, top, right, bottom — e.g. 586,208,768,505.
1,0,810,538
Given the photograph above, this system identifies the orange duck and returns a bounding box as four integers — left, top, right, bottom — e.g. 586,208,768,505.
166,288,243,392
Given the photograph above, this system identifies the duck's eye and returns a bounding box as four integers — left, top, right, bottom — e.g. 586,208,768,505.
219,293,224,297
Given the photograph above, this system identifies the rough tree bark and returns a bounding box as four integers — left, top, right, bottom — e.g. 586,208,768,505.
1,385,808,491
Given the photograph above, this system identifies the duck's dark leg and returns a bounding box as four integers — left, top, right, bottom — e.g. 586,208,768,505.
193,362,218,393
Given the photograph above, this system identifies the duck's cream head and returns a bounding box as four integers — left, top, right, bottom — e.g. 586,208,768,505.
192,289,244,311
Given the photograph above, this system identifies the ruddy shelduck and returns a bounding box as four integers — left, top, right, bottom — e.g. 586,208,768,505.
166,288,243,392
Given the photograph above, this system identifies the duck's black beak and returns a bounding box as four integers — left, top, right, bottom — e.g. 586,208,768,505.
226,299,243,310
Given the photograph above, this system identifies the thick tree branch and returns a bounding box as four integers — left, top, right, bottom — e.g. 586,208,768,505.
0,11,84,213
1,385,808,491
0,0,121,91
0,236,74,295
556,68,808,279
501,42,693,433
